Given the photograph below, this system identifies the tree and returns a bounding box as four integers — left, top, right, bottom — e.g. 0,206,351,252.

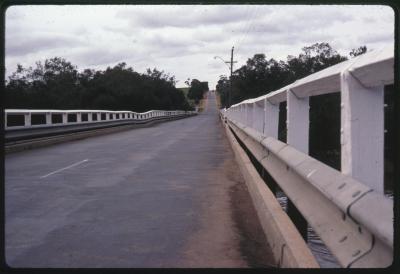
216,75,230,108
5,57,81,109
5,57,193,112
349,46,367,57
187,79,208,104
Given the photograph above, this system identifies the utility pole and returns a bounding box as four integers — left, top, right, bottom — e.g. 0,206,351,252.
225,46,237,107
229,47,234,107
214,46,237,107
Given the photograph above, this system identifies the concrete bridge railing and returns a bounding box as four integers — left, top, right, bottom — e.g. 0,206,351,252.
5,109,195,130
221,45,394,268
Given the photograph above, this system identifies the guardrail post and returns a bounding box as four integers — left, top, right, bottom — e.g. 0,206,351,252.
88,113,93,122
264,99,279,138
340,71,384,193
77,113,82,123
24,113,31,126
287,89,309,154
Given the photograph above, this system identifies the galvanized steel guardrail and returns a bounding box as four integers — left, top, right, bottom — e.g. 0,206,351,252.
221,45,394,268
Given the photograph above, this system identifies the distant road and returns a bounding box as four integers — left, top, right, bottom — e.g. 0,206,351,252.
5,92,274,268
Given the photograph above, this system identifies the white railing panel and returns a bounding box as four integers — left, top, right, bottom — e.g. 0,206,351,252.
5,108,192,130
349,45,394,87
287,89,309,154
264,99,279,139
340,71,385,193
252,100,264,133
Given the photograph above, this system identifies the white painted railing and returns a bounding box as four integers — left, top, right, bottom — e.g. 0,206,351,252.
5,109,196,131
221,45,394,268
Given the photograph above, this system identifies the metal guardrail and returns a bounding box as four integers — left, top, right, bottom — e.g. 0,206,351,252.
227,119,393,268
5,109,196,131
223,120,320,268
221,45,394,268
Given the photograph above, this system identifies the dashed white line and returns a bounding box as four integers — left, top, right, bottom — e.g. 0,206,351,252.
40,159,89,179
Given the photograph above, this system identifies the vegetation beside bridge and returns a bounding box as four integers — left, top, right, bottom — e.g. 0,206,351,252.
5,58,193,112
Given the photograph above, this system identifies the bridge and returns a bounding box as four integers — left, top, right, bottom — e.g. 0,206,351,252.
4,46,394,268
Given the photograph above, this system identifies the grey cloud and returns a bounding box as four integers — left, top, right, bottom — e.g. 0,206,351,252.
245,29,334,50
194,28,226,42
72,48,132,66
136,33,207,59
255,12,351,34
362,16,377,23
116,5,266,29
6,34,84,57
4,5,394,87
5,6,25,21
361,32,393,44
144,35,193,49
103,25,133,36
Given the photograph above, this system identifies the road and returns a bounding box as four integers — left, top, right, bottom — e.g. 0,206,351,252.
5,91,275,268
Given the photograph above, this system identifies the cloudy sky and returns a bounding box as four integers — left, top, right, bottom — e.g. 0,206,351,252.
5,5,394,89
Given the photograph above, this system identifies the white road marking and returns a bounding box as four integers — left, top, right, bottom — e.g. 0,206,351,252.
40,159,89,179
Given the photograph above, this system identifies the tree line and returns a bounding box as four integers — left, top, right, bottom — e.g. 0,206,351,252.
5,57,193,112
216,43,368,170
185,78,209,104
216,43,366,107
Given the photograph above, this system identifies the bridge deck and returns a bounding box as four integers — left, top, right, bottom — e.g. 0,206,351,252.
5,92,274,267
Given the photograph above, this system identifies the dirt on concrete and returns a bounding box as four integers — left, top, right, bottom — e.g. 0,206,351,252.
177,122,276,268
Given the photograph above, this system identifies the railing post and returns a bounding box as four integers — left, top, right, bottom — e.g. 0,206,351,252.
241,104,245,124
246,103,254,127
88,113,93,122
24,113,31,127
45,112,51,125
62,113,67,124
264,99,279,138
340,71,384,193
253,101,264,133
286,89,309,240
77,112,82,123
235,107,238,121
287,89,309,154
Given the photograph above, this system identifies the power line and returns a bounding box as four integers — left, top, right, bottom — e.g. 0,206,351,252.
236,5,260,53
234,5,252,49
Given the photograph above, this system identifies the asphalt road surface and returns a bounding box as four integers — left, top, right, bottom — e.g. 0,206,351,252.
5,92,275,268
